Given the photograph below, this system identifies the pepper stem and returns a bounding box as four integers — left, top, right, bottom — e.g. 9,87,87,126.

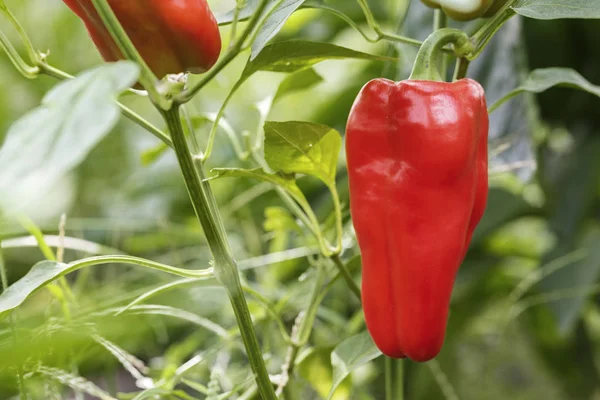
409,28,473,82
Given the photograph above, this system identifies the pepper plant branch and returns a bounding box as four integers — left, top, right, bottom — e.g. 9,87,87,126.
161,106,277,400
177,0,271,103
0,29,38,78
353,0,430,49
469,0,517,60
90,0,168,109
0,0,39,65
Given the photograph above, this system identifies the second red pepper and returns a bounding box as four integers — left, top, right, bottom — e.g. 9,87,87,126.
63,0,222,79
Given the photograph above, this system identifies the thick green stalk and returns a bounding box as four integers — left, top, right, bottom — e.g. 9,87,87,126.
162,107,276,400
409,28,473,81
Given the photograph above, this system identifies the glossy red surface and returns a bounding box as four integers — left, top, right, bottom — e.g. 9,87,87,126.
346,78,489,361
63,0,222,79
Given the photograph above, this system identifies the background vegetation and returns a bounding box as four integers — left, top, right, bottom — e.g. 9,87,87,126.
1,0,600,399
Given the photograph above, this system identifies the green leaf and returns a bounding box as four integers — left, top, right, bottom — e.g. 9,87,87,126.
327,331,381,400
215,0,258,24
243,41,384,78
274,67,324,102
513,0,600,19
490,68,600,113
264,121,342,185
251,0,308,59
0,62,139,214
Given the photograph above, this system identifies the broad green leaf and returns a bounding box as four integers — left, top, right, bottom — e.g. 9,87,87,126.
243,41,384,78
327,331,381,400
274,67,324,102
0,62,139,214
251,0,308,59
490,68,600,113
264,121,342,185
513,0,600,19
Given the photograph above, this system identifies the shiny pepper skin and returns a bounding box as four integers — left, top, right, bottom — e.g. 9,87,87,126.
346,78,489,361
63,0,222,78
421,0,494,20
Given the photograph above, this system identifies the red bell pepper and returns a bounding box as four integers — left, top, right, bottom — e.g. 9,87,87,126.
346,30,488,361
62,0,222,79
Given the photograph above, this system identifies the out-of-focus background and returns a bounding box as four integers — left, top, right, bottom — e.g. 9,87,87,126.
2,0,600,399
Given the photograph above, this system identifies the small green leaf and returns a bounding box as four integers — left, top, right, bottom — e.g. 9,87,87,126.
251,0,308,59
274,67,324,102
490,68,600,113
327,331,381,400
215,0,258,24
264,121,342,185
513,0,600,19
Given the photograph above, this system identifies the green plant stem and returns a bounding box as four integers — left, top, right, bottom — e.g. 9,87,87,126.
396,359,404,400
453,57,471,80
162,106,276,400
409,28,473,81
229,0,244,47
434,9,449,80
385,357,393,400
469,0,516,60
0,0,39,64
90,0,167,108
331,254,361,301
354,0,430,48
178,0,271,103
0,29,38,78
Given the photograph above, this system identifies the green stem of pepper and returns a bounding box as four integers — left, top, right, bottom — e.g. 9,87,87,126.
409,28,473,82
162,106,277,400
433,9,449,80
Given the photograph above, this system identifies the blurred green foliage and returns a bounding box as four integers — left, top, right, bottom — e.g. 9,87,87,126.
1,0,600,399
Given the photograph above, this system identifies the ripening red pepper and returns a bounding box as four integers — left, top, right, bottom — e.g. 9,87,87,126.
62,0,222,79
346,30,488,362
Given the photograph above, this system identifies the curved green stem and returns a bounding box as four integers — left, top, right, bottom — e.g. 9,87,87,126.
0,29,38,79
162,106,277,400
0,0,39,65
409,28,473,81
353,0,424,48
